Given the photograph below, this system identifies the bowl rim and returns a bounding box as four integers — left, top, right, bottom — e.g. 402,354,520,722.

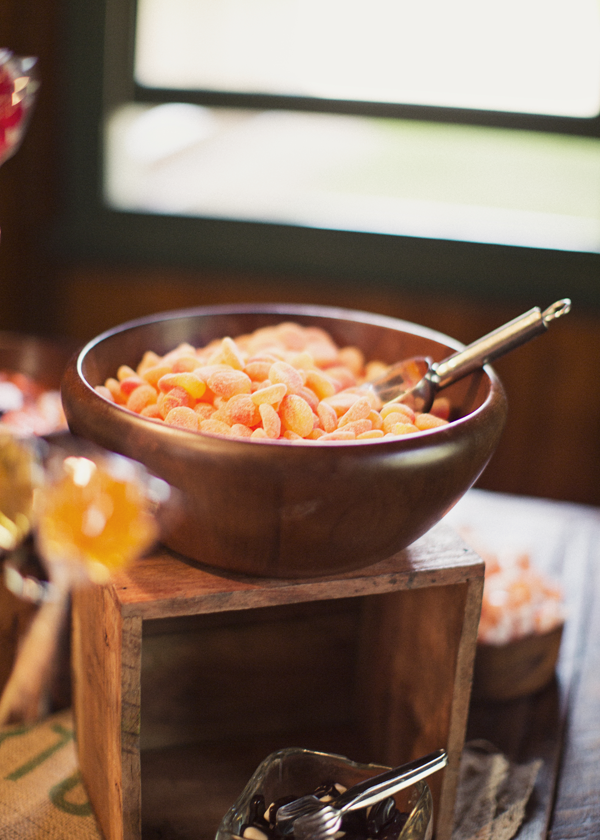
67,302,506,450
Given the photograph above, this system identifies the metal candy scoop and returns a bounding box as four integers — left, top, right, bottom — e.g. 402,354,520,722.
365,298,571,412
275,748,447,839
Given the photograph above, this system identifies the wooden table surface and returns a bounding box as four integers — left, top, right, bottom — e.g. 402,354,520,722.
444,490,600,840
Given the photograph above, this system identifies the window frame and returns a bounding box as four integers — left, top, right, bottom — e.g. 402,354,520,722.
53,0,600,310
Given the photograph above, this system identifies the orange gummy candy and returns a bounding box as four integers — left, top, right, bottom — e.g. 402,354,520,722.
164,405,202,431
119,376,144,398
157,372,206,399
268,361,305,395
259,402,281,439
338,396,372,427
414,413,448,431
304,369,337,401
279,394,314,437
159,386,194,418
250,382,286,407
207,369,252,399
127,384,158,414
316,401,338,433
227,394,261,427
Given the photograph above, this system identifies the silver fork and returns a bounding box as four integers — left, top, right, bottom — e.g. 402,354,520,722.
275,748,447,839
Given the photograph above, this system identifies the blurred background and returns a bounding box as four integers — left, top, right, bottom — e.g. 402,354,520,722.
1,0,599,505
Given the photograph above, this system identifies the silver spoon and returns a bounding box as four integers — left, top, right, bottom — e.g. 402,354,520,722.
275,748,447,839
365,298,571,412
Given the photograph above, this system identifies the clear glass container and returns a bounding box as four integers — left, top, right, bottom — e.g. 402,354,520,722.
216,747,433,840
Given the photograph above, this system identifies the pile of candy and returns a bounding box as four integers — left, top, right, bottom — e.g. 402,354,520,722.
478,548,566,645
0,372,66,437
235,786,410,840
97,321,450,442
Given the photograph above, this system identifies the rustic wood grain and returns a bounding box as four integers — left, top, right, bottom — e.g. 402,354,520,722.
111,520,483,619
72,523,483,840
356,577,482,840
71,584,140,840
139,600,361,750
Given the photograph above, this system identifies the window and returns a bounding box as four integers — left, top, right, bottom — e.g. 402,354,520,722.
134,0,600,118
57,0,600,305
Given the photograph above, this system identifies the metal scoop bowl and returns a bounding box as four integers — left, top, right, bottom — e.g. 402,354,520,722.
365,299,571,413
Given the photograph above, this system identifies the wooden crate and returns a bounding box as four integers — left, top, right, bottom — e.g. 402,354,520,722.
71,521,483,840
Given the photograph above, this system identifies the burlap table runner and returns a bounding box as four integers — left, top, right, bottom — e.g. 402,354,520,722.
0,712,540,839
0,709,100,840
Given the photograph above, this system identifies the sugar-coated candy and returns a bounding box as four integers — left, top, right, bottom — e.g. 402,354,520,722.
324,364,357,390
208,368,252,399
137,350,162,375
357,429,385,439
298,385,320,412
157,372,206,399
382,411,414,433
319,429,357,441
194,402,216,420
268,361,304,395
126,384,158,414
164,406,202,431
201,418,232,436
159,386,194,419
259,403,281,439
227,394,261,427
104,378,123,403
250,382,286,407
381,402,415,423
141,363,172,388
415,413,448,431
467,536,567,645
100,322,452,444
119,376,144,398
140,404,161,419
117,365,137,382
251,427,269,439
338,396,372,427
389,422,420,436
279,394,314,437
305,369,337,400
316,400,338,433
342,418,373,436
171,355,201,373
230,423,253,438
209,336,246,370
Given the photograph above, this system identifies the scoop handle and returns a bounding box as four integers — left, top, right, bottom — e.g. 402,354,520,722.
334,749,447,814
430,299,571,390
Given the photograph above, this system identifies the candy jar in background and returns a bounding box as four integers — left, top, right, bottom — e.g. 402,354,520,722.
0,49,38,170
0,433,171,724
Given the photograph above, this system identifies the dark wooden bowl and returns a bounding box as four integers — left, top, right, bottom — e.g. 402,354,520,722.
61,303,508,578
472,625,564,701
